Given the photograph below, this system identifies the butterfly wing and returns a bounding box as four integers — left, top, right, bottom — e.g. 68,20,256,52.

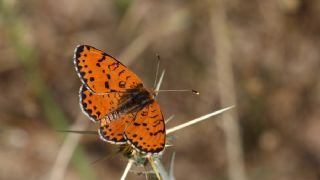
124,101,166,154
98,113,136,144
79,85,124,122
74,45,165,150
74,45,143,93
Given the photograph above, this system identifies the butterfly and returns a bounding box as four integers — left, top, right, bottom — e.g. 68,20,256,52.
73,45,165,154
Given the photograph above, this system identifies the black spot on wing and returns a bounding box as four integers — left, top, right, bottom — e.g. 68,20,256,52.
150,115,158,118
152,119,161,127
75,45,84,60
81,92,87,100
87,109,92,114
98,56,105,62
105,81,110,89
141,111,148,116
108,62,120,70
118,70,125,76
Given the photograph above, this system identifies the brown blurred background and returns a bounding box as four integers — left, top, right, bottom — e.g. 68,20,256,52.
1,0,320,179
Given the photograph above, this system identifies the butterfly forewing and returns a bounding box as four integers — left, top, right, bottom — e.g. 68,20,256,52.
125,101,166,154
79,85,123,122
74,45,143,93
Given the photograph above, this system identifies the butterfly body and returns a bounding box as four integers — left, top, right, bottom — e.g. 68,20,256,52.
74,45,165,154
117,86,154,114
104,86,154,121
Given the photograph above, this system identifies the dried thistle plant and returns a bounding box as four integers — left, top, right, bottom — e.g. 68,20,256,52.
119,106,235,180
118,70,234,180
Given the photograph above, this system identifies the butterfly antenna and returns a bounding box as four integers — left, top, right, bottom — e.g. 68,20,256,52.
153,53,161,89
148,157,161,180
156,89,200,95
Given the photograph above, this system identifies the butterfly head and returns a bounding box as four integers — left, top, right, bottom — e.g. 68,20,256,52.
146,88,157,99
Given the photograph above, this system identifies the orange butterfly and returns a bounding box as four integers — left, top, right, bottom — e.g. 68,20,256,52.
74,45,165,154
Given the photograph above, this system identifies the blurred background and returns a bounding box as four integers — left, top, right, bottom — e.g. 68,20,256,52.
1,0,320,179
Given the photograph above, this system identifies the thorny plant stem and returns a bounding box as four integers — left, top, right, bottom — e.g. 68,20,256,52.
166,106,235,135
153,158,170,180
155,70,166,95
121,159,134,180
149,157,162,180
169,152,176,180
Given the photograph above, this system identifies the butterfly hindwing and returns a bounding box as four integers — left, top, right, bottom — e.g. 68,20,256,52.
74,45,143,93
124,101,165,154
98,113,136,144
79,85,122,122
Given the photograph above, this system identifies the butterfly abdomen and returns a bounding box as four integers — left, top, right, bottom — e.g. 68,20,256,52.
105,110,120,121
104,91,152,121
